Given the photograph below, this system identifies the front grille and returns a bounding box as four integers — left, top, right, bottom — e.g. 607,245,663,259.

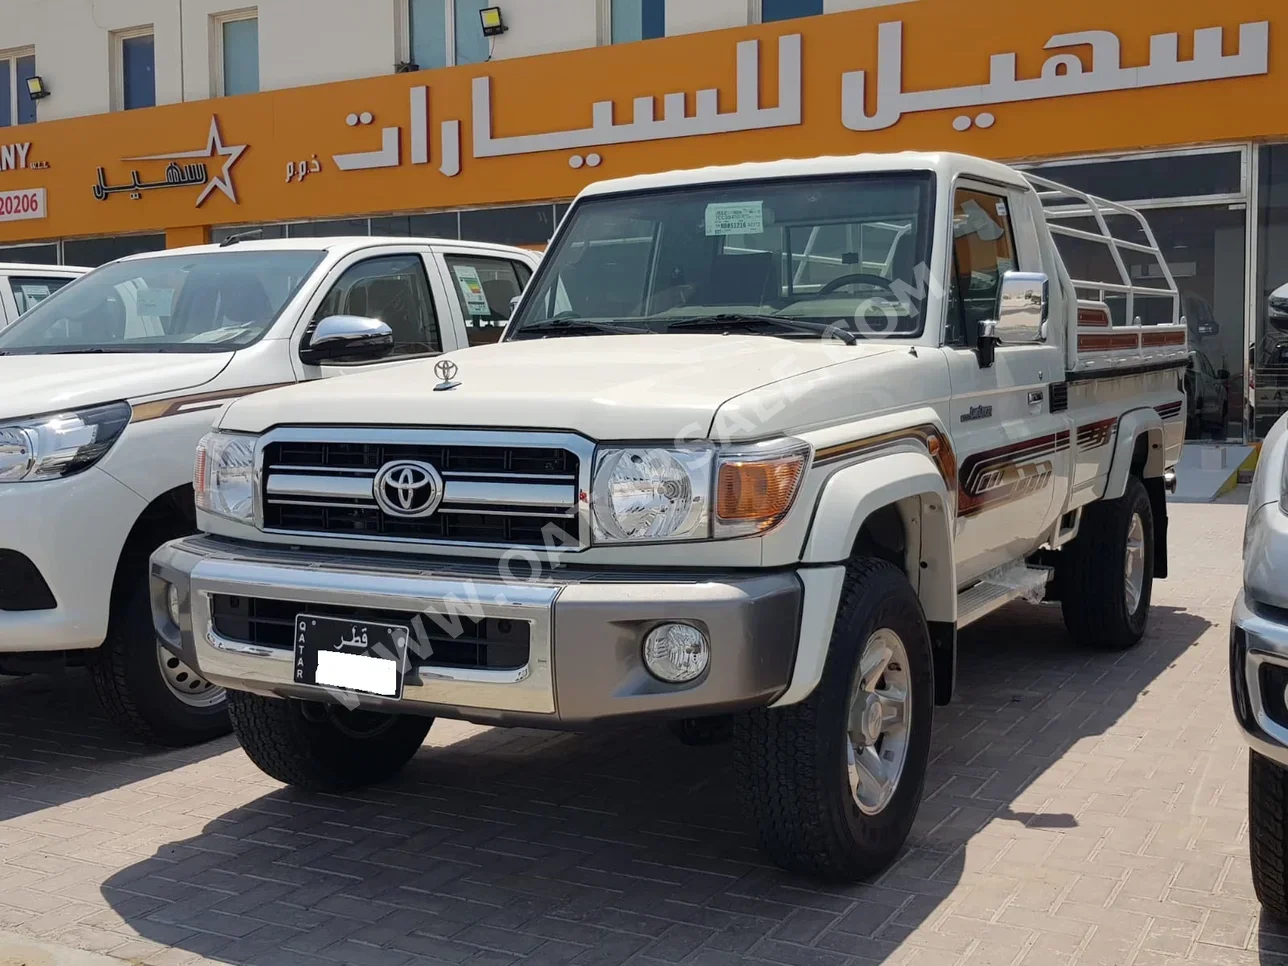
209,594,531,670
260,437,583,547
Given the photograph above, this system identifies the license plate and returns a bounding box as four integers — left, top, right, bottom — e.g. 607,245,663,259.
293,614,411,699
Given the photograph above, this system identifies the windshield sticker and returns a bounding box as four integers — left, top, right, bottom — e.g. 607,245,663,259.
705,202,764,237
135,288,174,317
17,283,49,301
452,264,492,315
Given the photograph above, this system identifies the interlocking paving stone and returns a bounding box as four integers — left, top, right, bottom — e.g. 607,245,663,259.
0,494,1271,964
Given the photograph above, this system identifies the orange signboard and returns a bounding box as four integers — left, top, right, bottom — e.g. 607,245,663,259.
0,0,1282,244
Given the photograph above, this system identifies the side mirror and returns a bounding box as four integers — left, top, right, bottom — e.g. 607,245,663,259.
509,295,522,318
1271,282,1288,323
1218,368,1231,381
299,315,394,366
977,271,1049,368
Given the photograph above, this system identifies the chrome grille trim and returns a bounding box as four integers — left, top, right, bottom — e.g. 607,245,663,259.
253,427,595,551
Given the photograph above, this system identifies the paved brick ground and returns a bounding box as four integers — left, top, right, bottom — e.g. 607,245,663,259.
0,496,1267,966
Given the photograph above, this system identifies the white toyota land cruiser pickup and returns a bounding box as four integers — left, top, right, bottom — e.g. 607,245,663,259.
151,152,1187,880
0,236,539,745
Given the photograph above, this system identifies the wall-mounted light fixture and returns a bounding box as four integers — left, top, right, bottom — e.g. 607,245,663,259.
26,75,50,100
479,6,507,37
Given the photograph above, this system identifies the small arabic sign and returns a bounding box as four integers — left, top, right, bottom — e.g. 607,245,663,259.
0,188,46,222
92,116,246,207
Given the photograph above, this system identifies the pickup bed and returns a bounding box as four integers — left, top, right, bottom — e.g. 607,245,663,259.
0,236,540,744
150,152,1187,880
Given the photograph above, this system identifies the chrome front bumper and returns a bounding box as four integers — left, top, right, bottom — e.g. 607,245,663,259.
151,535,802,728
1231,590,1288,768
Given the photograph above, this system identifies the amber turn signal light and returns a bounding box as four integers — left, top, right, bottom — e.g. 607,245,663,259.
716,454,807,531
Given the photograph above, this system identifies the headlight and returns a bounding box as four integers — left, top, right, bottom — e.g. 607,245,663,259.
589,438,811,544
1280,447,1288,516
591,447,712,543
0,401,131,483
194,431,256,523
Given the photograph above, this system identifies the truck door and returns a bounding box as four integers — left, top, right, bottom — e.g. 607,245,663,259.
942,183,1069,585
431,248,535,348
291,248,450,380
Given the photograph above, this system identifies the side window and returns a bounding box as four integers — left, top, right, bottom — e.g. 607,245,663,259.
10,276,73,315
946,188,1017,347
443,254,531,346
312,254,440,359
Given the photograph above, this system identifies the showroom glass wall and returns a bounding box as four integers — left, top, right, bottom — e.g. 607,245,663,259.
1022,146,1251,443
1255,144,1288,440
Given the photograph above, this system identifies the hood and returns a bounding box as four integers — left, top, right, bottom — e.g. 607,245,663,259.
0,353,233,421
221,335,904,440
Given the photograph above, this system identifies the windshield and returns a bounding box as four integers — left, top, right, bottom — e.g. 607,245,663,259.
0,250,324,354
508,173,935,340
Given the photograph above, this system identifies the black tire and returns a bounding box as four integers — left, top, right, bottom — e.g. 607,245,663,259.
90,577,231,747
733,558,934,882
227,691,432,792
1059,474,1154,651
1250,751,1288,919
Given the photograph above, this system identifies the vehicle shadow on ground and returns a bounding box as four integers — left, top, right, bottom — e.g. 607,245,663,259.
0,669,235,823
97,602,1210,966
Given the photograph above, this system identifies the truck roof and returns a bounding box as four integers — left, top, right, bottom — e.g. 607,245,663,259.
578,151,1031,198
112,236,538,262
0,262,90,274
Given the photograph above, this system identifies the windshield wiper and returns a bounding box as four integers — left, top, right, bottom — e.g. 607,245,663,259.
666,313,857,345
515,318,652,338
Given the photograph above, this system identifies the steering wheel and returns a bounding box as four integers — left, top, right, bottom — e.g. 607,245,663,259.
816,273,898,298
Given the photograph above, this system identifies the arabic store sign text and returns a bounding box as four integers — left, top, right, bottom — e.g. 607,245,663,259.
93,117,246,207
304,17,1268,181
0,2,1280,244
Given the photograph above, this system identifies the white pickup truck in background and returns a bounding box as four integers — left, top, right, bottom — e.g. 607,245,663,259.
0,236,540,744
0,262,89,326
152,152,1188,880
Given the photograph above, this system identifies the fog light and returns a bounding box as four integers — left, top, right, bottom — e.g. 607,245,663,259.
166,583,181,626
643,623,709,683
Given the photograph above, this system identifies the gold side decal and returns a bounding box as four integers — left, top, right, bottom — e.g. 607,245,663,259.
130,383,291,423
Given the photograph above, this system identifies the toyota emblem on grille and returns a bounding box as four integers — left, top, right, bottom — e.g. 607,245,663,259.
373,460,444,518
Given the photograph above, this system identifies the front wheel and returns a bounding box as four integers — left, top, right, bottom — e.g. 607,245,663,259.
733,558,934,881
227,691,433,793
90,577,230,746
1059,475,1154,651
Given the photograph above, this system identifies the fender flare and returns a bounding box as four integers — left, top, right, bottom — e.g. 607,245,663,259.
1104,407,1166,500
801,449,954,616
777,450,957,709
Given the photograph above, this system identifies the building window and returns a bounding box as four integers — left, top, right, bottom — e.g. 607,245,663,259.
406,0,491,69
610,0,665,43
759,0,824,23
454,0,491,66
0,50,37,127
408,0,449,70
215,11,259,96
115,29,156,111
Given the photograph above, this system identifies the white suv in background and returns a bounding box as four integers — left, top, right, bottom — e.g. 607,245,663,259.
0,236,539,745
0,263,90,327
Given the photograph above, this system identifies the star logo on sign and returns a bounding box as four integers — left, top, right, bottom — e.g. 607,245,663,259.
122,116,248,207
